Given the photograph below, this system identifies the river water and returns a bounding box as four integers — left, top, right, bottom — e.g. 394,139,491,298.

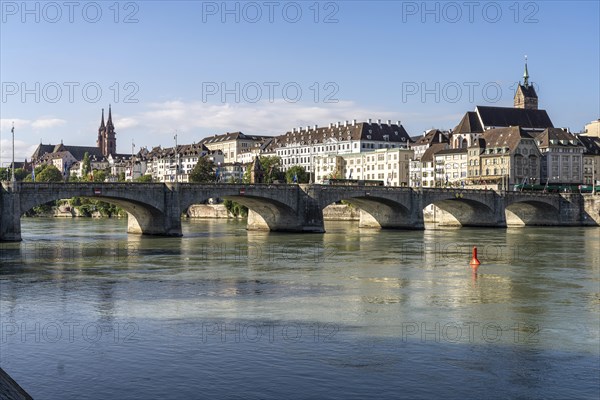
0,218,599,399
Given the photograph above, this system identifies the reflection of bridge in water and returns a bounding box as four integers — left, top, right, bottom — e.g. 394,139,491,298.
1,182,599,241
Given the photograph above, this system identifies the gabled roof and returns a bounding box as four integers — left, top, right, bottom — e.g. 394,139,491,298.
516,84,538,99
475,106,553,130
478,126,535,155
453,112,483,134
31,144,55,160
420,143,448,162
532,128,582,148
31,144,104,163
411,129,449,147
576,134,600,155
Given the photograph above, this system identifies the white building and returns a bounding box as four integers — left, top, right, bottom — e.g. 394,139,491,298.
265,119,413,181
341,148,414,186
434,148,468,187
410,143,448,188
200,132,272,164
145,143,224,183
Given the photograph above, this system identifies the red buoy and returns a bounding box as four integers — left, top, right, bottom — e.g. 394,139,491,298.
470,246,481,266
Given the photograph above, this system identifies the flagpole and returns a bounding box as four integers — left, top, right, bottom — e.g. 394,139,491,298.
11,122,15,183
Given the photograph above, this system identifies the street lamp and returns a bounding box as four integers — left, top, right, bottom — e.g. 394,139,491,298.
11,122,15,183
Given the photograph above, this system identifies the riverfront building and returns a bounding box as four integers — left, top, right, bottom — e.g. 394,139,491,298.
340,147,414,186
476,126,541,188
576,134,600,186
434,148,468,186
532,128,585,185
265,120,413,180
144,143,224,183
199,132,272,164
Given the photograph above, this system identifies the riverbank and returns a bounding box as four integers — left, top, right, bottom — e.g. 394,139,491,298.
185,204,361,221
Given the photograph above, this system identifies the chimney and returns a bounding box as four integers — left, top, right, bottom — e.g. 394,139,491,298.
292,128,296,133
352,119,357,126
397,120,401,126
344,120,348,127
387,119,391,125
329,123,333,129
314,124,318,130
377,119,381,125
368,119,372,124
306,125,310,131
336,121,340,128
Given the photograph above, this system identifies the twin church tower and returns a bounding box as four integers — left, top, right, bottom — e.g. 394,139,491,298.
97,105,116,157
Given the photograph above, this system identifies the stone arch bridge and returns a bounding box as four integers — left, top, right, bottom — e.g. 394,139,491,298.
1,182,597,241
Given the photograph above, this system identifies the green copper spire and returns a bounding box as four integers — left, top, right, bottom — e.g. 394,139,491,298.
523,55,529,87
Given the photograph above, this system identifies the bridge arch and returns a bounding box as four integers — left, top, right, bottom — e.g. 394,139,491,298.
179,184,323,232
504,196,561,226
11,183,183,239
315,187,422,229
421,189,506,227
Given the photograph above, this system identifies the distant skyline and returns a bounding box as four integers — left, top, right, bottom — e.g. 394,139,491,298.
1,0,599,163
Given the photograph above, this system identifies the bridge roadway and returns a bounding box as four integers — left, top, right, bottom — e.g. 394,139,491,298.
1,182,598,241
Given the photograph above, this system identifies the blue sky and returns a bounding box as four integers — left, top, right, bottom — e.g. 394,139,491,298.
1,0,599,163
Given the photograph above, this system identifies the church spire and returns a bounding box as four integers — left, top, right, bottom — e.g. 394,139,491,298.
523,55,529,87
106,104,114,130
100,108,105,129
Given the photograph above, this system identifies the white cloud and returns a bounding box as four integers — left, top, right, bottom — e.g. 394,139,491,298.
31,118,67,129
125,100,400,140
0,117,67,163
0,139,39,166
1,117,67,131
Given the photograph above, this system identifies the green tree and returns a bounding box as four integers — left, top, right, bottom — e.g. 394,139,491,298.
243,156,282,184
285,165,309,184
189,157,217,183
223,199,248,218
135,174,153,183
0,167,27,181
92,170,107,182
82,152,91,177
33,165,63,182
118,172,126,182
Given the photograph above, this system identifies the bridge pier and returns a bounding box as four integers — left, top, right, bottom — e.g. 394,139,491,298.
241,186,325,233
124,184,182,236
0,183,22,242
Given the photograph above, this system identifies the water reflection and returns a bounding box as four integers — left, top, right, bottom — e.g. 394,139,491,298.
0,219,598,399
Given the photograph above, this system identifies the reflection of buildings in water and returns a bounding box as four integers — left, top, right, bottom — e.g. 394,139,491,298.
96,280,116,323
